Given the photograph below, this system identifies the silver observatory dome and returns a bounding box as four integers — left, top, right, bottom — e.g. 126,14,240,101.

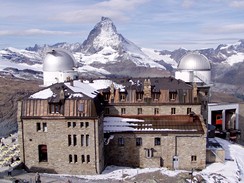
43,49,76,72
178,52,211,71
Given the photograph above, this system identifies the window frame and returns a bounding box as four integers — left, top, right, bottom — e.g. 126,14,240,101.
136,137,142,146
154,137,161,146
191,155,197,162
38,144,48,162
169,91,177,100
136,92,143,101
145,148,153,158
137,108,142,115
154,108,159,115
118,137,125,146
187,107,192,114
121,108,126,115
171,107,176,115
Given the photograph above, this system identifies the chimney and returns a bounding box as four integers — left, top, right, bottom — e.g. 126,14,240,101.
70,80,74,86
143,78,151,98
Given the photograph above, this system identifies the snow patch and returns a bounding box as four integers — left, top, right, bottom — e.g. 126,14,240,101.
29,88,53,99
224,52,244,66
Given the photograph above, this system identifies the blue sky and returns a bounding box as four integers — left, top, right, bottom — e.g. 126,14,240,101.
1,0,244,50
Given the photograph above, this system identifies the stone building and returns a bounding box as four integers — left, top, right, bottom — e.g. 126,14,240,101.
17,49,208,175
18,81,105,174
18,77,207,174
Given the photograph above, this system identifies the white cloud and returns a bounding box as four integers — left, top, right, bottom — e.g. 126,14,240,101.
0,29,79,36
203,23,244,34
181,0,195,8
51,0,150,23
229,0,244,8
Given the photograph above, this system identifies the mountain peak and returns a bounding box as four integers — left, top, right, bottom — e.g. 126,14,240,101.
101,16,113,22
81,17,126,54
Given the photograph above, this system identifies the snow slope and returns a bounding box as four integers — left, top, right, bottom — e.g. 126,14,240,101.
200,138,243,182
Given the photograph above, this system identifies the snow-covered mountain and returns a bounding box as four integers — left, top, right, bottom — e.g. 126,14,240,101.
0,17,244,98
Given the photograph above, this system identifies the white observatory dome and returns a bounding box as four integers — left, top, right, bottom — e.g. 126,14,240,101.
175,52,211,84
43,49,76,72
42,49,78,86
178,52,211,71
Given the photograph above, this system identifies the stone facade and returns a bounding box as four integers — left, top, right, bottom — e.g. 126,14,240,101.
18,117,103,174
106,104,201,116
105,118,207,170
18,83,105,175
18,78,208,175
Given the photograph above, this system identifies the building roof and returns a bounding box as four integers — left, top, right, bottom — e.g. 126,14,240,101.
108,77,192,91
104,115,204,134
43,49,76,72
178,52,211,71
29,81,98,100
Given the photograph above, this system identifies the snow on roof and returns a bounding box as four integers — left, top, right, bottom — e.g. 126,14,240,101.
88,79,124,90
104,117,144,132
68,93,83,98
29,88,53,99
64,79,125,98
65,80,98,98
103,117,198,133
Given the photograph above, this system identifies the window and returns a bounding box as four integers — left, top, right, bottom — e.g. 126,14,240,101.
154,108,159,115
49,103,63,114
145,148,153,158
87,155,90,163
80,122,84,128
187,108,192,114
103,93,110,101
69,154,72,163
105,108,110,115
81,155,85,163
121,108,126,115
43,123,47,132
85,122,89,128
120,93,126,101
152,92,160,101
78,103,84,112
38,145,48,162
154,137,161,146
73,122,76,128
136,138,142,146
36,123,41,131
169,91,177,100
73,135,77,146
191,155,197,162
86,135,89,146
81,135,84,146
68,135,72,146
171,107,176,114
37,122,47,132
74,154,78,163
68,122,71,128
136,92,143,101
118,137,124,146
137,108,142,115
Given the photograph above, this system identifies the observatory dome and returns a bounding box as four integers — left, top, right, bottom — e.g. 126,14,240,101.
43,49,76,72
178,53,211,71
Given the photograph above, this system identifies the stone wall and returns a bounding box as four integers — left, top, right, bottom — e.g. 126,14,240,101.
18,116,104,175
106,104,201,116
206,148,225,163
105,132,206,170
